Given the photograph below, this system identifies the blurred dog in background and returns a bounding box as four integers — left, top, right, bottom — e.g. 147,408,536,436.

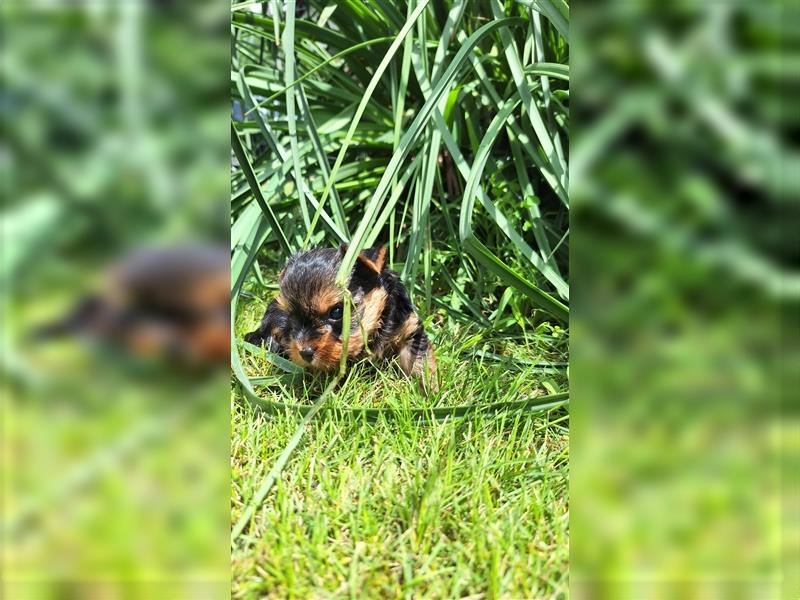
32,244,230,370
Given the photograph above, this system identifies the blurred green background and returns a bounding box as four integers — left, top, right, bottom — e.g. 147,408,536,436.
4,0,797,597
2,2,231,598
571,1,797,598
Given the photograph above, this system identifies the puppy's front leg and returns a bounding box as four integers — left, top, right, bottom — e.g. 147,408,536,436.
397,326,438,394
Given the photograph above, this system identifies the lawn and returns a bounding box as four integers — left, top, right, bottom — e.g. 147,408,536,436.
231,295,569,598
230,0,571,596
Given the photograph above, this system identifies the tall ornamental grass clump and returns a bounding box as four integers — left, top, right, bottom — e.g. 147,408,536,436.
231,0,569,333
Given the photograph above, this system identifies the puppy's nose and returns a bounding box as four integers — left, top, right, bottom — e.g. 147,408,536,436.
299,347,315,363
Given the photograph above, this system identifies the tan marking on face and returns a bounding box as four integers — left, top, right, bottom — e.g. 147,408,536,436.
360,287,387,333
314,287,343,316
288,332,340,371
314,332,342,371
346,287,387,357
398,346,418,376
288,344,305,368
346,335,363,357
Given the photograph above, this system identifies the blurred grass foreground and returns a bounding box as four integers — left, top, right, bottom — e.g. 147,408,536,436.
2,2,231,598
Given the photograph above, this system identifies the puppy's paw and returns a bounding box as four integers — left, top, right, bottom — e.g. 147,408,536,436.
243,330,282,354
399,343,438,395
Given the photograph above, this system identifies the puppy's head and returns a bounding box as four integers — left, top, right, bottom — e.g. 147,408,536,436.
277,246,388,370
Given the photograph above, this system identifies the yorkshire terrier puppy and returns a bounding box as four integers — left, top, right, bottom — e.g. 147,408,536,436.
244,246,437,391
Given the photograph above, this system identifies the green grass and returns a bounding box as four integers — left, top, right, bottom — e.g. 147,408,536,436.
230,0,570,596
232,295,568,599
231,404,568,598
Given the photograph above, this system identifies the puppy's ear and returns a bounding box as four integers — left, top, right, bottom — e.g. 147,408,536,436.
356,246,387,274
351,249,384,292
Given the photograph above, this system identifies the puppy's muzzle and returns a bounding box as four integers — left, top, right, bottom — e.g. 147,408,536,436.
299,347,314,364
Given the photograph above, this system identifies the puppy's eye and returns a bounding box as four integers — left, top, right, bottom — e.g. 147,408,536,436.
328,304,343,320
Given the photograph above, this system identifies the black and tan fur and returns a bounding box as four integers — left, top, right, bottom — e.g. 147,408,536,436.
31,244,230,368
244,246,437,391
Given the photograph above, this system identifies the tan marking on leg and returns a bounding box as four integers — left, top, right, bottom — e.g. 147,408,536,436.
398,345,416,375
347,287,387,358
390,313,419,348
398,343,438,394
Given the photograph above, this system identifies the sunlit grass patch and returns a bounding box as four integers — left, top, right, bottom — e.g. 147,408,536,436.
230,0,570,595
